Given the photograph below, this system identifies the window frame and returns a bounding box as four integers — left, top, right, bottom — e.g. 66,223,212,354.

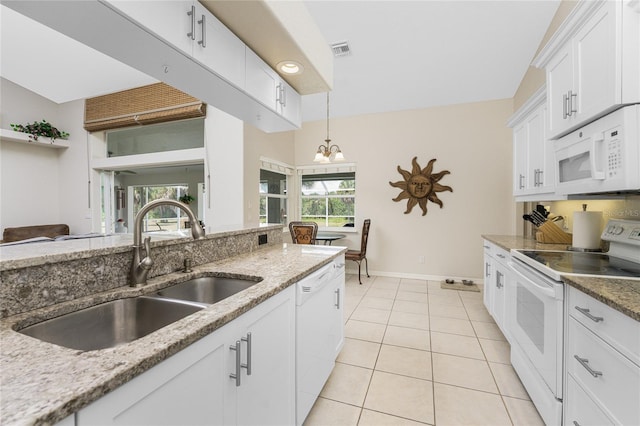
259,158,293,228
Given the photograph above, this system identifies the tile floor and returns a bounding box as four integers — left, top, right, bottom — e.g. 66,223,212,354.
303,274,545,426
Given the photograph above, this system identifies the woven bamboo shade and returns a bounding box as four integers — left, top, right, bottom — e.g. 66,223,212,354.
84,82,206,132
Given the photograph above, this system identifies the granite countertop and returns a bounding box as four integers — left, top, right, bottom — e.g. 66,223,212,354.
0,243,345,426
483,235,640,322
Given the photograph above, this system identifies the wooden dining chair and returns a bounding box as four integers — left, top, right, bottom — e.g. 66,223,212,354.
288,221,318,245
346,219,371,284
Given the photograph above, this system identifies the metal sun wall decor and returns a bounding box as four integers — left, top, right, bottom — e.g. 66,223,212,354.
389,157,453,216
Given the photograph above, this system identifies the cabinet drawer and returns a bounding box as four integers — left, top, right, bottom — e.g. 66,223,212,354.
567,316,640,425
482,240,494,256
568,286,640,365
565,375,613,426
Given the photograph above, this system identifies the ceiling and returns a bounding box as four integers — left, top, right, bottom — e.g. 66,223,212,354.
0,1,560,124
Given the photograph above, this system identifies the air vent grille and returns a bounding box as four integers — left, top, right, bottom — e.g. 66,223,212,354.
331,41,351,57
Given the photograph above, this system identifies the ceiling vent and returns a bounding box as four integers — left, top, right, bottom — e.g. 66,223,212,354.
331,41,351,57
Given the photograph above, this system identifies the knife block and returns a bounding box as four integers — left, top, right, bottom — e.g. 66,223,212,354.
535,221,573,244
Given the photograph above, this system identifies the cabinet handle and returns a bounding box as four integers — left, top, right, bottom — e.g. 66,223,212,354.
197,14,206,47
485,262,491,278
563,93,568,119
518,174,525,190
281,85,286,107
241,333,252,376
575,306,604,323
496,271,503,289
497,253,506,259
335,288,341,309
483,245,491,250
187,5,196,40
538,169,543,186
574,355,603,378
230,340,242,386
335,263,345,269
573,422,581,426
568,90,577,116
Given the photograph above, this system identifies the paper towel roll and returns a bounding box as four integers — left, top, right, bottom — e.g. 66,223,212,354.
572,211,602,249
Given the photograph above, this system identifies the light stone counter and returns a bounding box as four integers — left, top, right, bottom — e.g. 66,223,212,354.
483,235,640,322
0,243,346,426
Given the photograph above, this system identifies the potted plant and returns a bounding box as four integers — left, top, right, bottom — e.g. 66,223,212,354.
10,119,70,142
179,194,195,204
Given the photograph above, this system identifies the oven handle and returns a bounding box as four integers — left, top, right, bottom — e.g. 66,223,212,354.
590,133,606,180
509,260,558,299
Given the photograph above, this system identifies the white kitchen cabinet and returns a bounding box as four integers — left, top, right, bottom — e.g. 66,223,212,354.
507,86,563,201
534,0,640,139
482,240,509,336
564,286,640,426
331,259,346,358
246,49,302,128
105,1,245,90
77,286,295,426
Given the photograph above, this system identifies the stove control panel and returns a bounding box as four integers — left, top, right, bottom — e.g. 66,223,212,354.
602,219,640,243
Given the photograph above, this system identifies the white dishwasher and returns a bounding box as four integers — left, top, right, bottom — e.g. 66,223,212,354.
296,256,345,425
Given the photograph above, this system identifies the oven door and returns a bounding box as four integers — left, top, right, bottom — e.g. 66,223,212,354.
508,259,564,397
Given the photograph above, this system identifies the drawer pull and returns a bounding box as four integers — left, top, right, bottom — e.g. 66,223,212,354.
574,355,603,378
575,306,603,323
573,422,581,426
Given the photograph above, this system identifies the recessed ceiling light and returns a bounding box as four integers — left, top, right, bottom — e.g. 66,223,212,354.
277,60,304,75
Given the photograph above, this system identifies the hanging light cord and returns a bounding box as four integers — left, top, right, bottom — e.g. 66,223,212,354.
325,92,330,143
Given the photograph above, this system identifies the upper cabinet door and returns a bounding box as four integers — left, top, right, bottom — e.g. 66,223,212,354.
246,49,278,110
546,43,574,138
105,1,194,55
192,3,246,90
276,79,302,127
573,2,618,124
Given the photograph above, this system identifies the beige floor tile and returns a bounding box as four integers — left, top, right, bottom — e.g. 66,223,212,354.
388,311,429,330
351,306,391,324
479,338,511,364
503,396,545,426
465,305,495,322
398,281,428,294
489,362,530,399
366,288,397,300
432,353,498,393
427,293,463,307
372,276,401,285
304,397,361,426
337,338,381,369
383,325,431,351
433,382,511,426
392,300,429,315
358,409,429,425
364,371,434,424
345,319,387,343
320,362,373,406
472,321,507,341
370,282,400,292
459,290,484,303
428,303,468,320
396,291,429,304
375,344,432,380
359,296,395,310
429,316,475,337
430,331,485,360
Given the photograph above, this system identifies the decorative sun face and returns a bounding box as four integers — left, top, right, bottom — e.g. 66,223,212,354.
389,157,453,216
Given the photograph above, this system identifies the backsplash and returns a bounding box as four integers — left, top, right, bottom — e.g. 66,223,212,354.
0,226,283,318
546,195,640,232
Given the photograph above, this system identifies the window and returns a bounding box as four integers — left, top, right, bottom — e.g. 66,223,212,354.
260,169,288,225
300,172,355,228
131,184,192,232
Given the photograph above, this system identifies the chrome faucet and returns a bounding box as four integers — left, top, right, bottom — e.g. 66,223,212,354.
130,198,205,286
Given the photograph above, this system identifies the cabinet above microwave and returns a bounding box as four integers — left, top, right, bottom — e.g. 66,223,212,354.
533,0,640,140
554,105,640,196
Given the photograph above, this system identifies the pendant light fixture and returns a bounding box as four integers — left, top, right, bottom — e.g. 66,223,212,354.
314,92,344,163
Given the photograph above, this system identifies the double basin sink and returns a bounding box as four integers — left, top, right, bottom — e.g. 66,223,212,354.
18,275,262,351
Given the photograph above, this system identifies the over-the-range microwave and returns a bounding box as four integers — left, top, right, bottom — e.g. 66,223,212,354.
555,104,640,195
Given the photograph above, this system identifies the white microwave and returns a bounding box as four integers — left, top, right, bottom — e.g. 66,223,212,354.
554,104,640,195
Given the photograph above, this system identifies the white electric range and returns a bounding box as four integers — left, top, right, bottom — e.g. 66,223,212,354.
508,219,640,426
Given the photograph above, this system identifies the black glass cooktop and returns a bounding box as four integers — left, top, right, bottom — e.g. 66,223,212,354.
520,250,640,279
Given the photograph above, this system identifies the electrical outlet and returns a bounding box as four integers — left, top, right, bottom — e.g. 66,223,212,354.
418,256,425,264
258,234,268,245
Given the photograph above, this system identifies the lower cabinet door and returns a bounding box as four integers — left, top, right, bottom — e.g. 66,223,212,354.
235,286,295,426
77,326,232,426
565,375,614,426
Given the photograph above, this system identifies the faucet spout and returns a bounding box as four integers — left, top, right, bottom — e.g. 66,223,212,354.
130,198,205,286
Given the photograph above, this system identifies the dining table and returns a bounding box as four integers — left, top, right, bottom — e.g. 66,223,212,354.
315,232,346,245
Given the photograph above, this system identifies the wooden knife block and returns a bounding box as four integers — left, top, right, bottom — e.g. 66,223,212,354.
535,221,573,244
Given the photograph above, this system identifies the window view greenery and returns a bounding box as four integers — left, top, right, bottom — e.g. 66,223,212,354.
259,169,288,225
133,184,191,232
301,172,355,228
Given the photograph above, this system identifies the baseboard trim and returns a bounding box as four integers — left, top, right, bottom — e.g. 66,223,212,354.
345,268,483,285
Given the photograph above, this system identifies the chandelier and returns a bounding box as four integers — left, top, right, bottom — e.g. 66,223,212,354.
313,92,344,163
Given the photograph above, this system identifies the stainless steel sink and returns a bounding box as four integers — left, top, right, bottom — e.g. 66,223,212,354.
155,275,263,304
18,296,205,351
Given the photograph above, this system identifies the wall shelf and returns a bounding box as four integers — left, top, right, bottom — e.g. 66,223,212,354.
0,128,70,149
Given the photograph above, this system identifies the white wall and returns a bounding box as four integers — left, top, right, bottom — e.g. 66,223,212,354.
1,78,90,235
293,99,516,280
